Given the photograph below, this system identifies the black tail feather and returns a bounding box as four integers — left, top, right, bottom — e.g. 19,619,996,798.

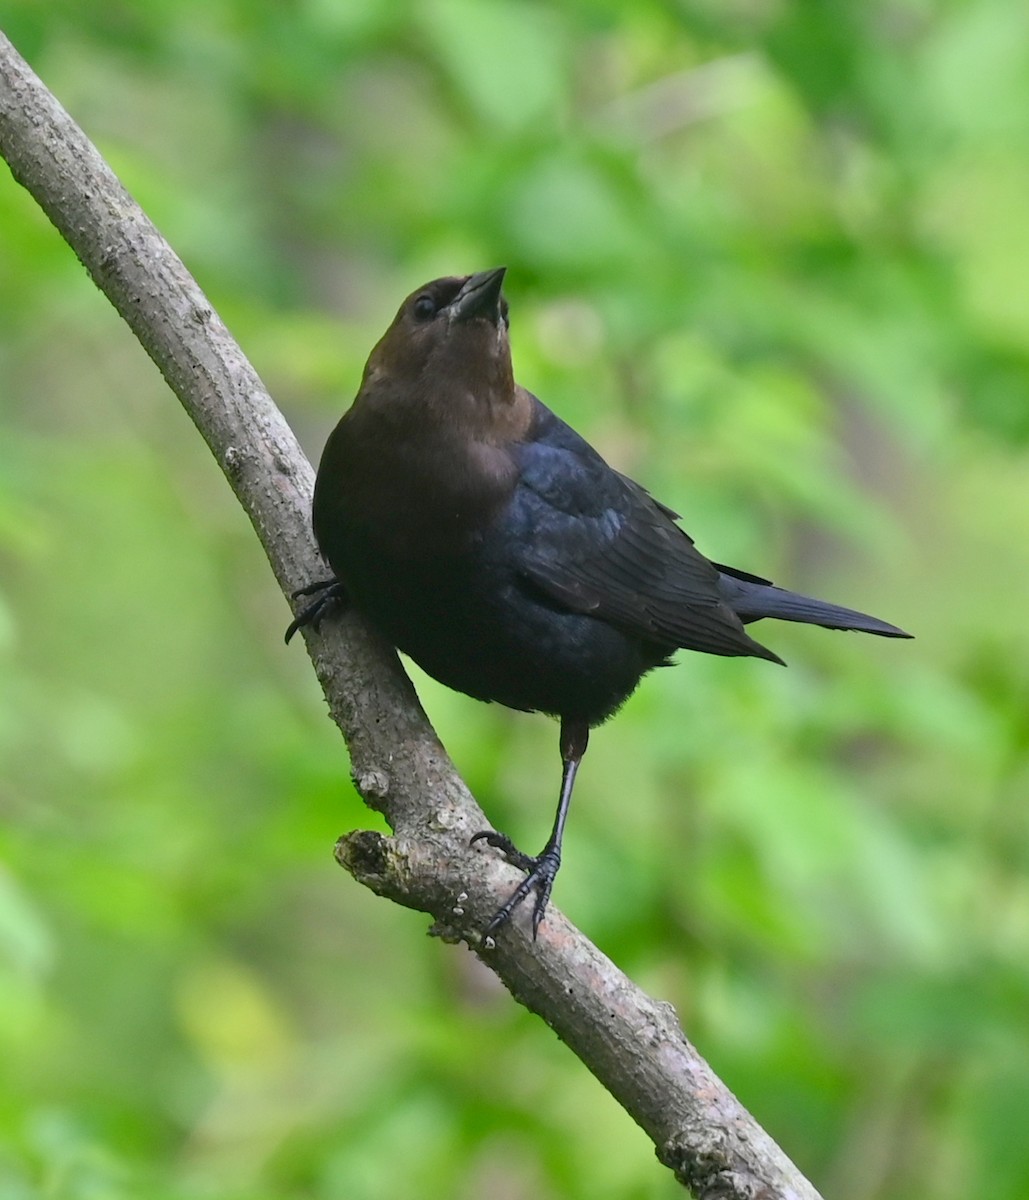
717,569,912,639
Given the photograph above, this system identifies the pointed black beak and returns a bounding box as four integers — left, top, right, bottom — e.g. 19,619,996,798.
449,267,507,325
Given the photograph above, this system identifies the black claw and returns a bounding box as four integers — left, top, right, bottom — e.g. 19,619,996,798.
291,578,337,601
470,829,536,874
284,578,348,643
472,830,562,939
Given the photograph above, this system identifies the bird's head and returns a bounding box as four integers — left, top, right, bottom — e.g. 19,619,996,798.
358,268,527,439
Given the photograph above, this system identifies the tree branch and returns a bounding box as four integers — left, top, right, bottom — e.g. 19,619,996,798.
0,33,823,1200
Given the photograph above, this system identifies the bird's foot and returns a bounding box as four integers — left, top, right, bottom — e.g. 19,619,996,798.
470,831,561,940
284,578,348,644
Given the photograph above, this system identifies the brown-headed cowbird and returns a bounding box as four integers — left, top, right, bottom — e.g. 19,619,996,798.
289,268,911,938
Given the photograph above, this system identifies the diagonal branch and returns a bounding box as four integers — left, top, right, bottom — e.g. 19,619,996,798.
0,33,823,1200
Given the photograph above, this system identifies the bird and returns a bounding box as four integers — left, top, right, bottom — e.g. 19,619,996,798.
287,267,911,939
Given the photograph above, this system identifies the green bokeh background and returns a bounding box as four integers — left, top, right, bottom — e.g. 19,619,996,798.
3,3,1029,1198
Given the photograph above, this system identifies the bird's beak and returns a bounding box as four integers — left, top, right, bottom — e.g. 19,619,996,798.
449,267,507,326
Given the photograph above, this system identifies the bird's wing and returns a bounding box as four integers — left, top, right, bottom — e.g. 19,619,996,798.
505,404,782,663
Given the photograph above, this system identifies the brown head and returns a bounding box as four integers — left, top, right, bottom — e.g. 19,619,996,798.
316,268,535,559
355,268,532,443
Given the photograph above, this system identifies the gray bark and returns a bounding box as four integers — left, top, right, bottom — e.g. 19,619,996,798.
0,32,823,1200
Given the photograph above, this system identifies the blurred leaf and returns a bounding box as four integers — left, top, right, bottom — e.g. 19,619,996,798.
420,0,567,132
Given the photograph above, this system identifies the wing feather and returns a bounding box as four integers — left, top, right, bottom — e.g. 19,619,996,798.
508,402,783,664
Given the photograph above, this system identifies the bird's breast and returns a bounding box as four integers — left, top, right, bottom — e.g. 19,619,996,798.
314,419,517,564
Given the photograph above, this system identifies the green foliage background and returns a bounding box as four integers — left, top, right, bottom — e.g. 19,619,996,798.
3,3,1029,1198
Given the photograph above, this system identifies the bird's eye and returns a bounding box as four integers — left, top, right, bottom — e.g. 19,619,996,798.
413,294,437,320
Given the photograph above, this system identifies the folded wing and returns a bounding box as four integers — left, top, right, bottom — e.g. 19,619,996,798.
507,401,784,665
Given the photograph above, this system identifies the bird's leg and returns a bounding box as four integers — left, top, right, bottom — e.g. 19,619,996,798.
471,718,589,940
284,577,349,644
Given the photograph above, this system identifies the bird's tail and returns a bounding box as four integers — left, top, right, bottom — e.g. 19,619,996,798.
716,566,912,639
